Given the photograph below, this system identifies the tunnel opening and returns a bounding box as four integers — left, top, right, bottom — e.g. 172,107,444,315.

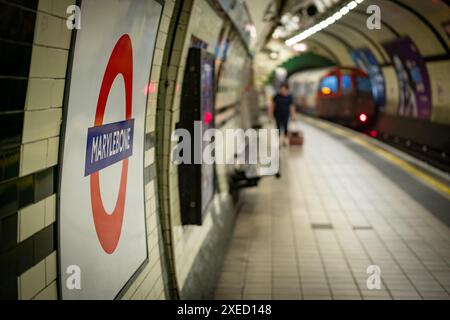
285,64,378,131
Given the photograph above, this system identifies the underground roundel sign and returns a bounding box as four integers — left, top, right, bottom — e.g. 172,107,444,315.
85,34,134,254
59,0,162,300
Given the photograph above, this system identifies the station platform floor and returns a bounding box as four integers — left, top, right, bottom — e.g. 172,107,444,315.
214,117,450,300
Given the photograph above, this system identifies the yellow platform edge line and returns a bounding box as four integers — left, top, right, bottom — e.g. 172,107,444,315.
304,117,450,197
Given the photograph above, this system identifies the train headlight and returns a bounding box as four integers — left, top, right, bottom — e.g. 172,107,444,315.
359,113,368,122
321,87,331,95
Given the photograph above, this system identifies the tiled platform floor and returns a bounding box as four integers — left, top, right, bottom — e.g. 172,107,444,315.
214,120,450,300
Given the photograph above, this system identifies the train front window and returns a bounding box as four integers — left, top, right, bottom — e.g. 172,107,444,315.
356,77,372,93
319,76,338,95
341,75,353,95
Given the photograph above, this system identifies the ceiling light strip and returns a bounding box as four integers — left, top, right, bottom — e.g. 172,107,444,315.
285,0,364,46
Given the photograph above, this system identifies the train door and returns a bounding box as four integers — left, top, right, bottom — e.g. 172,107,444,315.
340,73,355,122
317,73,339,119
355,75,376,123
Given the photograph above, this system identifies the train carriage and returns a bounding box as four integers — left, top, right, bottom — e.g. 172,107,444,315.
289,67,376,128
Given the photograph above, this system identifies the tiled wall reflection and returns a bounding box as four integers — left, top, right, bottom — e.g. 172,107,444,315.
0,0,60,300
0,0,38,182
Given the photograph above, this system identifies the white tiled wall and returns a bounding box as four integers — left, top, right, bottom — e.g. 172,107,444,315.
20,251,57,300
25,79,65,111
428,61,450,125
20,140,48,177
22,109,62,144
156,0,251,294
17,194,56,244
18,199,46,242
121,0,178,301
33,281,58,300
17,0,170,300
16,0,75,300
18,260,46,300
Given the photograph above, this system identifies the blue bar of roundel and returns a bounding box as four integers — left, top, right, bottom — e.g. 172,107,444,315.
84,119,135,177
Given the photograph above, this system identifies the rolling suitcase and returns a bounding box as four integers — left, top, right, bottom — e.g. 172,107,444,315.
289,121,304,146
289,130,304,146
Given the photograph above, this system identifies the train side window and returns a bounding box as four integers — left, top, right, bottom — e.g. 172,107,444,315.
356,77,372,93
319,76,338,95
341,75,353,95
306,82,314,95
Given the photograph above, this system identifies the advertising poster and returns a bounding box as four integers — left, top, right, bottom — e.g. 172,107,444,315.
59,0,162,299
383,37,432,120
351,47,386,110
201,53,216,214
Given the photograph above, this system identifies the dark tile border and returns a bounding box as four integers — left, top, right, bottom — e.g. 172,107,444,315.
1,166,57,220
0,166,58,299
0,223,56,299
145,132,156,151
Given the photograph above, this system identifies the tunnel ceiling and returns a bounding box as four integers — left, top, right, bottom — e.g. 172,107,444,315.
245,0,279,49
266,52,336,84
257,0,450,83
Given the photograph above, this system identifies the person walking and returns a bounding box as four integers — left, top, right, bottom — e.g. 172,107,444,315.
269,83,297,147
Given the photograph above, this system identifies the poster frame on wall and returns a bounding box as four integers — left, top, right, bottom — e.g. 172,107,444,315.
350,47,386,111
57,0,165,300
177,47,216,226
382,36,433,120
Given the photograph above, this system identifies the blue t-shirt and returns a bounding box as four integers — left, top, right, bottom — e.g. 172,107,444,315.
273,94,293,119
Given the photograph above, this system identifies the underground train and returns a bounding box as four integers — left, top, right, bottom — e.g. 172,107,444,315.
289,67,376,128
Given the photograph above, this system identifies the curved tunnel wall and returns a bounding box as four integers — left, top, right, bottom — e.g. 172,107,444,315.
268,0,450,154
155,0,253,299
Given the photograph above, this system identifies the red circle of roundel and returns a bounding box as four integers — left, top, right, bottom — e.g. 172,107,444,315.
90,34,133,254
